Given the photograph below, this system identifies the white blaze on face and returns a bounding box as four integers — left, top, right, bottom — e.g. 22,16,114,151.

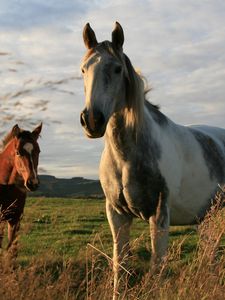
23,143,38,183
23,143,33,154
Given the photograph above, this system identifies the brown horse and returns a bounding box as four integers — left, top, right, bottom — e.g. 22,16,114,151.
0,124,42,250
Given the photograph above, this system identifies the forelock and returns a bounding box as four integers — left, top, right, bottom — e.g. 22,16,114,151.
82,41,124,64
18,130,34,141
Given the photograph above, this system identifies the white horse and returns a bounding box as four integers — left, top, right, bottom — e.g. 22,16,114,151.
80,22,225,297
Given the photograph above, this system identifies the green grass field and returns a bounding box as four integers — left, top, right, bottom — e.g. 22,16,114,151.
19,197,111,263
0,196,224,300
17,197,198,265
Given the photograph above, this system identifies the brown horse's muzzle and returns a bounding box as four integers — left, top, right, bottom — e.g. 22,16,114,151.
25,177,40,191
80,108,106,138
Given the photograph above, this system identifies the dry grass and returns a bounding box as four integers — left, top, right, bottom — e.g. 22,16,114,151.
0,189,224,300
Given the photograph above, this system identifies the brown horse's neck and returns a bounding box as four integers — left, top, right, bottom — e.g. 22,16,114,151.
0,140,21,185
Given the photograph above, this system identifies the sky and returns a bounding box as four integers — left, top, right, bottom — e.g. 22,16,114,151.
0,0,225,179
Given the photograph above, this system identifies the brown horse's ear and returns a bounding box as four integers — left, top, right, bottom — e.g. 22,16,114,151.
32,123,42,140
83,23,98,49
12,124,21,137
112,22,124,49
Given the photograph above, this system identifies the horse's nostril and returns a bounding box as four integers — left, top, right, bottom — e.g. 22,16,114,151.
26,180,39,191
80,108,106,137
80,112,86,127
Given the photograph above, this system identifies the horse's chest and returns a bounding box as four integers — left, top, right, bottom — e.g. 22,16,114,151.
0,185,26,222
100,154,168,220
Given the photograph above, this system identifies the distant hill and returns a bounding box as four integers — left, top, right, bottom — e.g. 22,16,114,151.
30,175,104,198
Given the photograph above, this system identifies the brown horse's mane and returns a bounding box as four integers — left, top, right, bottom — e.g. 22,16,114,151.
1,129,35,150
2,131,16,148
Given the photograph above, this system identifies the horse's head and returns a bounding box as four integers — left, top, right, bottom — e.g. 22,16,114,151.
12,124,42,191
80,22,130,138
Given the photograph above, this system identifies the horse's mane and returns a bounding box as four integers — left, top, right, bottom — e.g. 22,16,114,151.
1,130,16,149
84,41,165,132
1,128,34,150
122,53,145,130
95,41,162,131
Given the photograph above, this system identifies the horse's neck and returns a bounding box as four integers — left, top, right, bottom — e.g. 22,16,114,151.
106,113,132,142
105,111,157,156
0,142,19,185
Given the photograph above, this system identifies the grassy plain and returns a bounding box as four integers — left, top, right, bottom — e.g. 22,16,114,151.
0,196,224,300
16,198,198,268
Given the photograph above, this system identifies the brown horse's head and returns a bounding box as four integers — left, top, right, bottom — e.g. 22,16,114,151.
10,124,42,191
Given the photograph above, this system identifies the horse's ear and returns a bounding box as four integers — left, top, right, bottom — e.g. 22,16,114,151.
32,123,42,140
83,23,98,49
12,124,21,137
112,22,124,49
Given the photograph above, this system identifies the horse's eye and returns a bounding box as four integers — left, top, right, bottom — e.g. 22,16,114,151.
114,66,122,74
81,68,85,74
16,150,21,156
16,149,25,156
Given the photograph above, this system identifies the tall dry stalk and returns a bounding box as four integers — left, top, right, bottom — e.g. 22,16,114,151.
85,187,225,300
0,188,224,300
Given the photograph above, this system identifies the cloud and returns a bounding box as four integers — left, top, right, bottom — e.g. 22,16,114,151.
0,0,91,30
0,0,225,178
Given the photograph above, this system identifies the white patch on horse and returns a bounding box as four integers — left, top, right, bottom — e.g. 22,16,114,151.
23,143,33,154
81,22,225,298
23,143,38,181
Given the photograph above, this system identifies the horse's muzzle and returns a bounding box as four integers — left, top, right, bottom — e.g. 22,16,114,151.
80,108,106,138
25,178,40,191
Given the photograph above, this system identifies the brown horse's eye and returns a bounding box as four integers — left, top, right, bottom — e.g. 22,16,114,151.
16,149,24,156
16,150,21,156
81,68,85,74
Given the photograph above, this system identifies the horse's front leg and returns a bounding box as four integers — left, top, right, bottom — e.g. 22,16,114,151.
106,199,133,299
7,221,20,250
0,222,5,249
149,198,169,271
